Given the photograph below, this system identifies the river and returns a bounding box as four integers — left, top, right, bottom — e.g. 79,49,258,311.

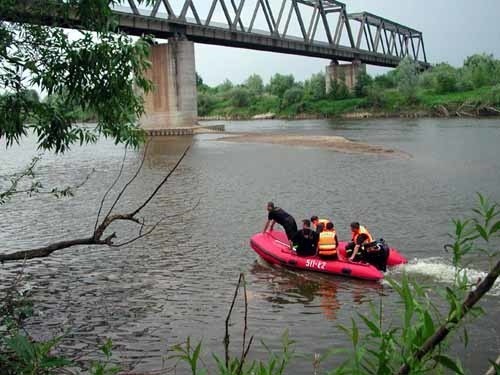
1,117,499,373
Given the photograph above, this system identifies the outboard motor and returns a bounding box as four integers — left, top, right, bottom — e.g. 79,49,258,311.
362,239,390,272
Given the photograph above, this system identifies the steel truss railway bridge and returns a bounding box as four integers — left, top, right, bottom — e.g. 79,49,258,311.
5,0,429,131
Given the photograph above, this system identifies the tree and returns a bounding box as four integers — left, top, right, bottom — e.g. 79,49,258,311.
229,87,252,108
281,87,304,108
0,1,153,153
244,74,264,95
197,91,216,116
267,73,295,97
463,53,500,88
304,72,326,100
395,57,419,103
354,71,373,98
217,79,234,93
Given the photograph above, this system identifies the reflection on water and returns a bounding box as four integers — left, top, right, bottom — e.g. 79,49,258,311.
1,118,500,373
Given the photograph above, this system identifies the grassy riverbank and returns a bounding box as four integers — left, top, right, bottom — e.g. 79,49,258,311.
198,54,500,120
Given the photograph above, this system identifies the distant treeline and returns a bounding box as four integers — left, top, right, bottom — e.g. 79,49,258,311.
4,53,499,122
197,53,500,118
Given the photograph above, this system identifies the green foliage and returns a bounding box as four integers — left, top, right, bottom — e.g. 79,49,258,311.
198,91,217,116
1,275,122,375
463,53,500,88
245,74,264,95
217,79,234,93
395,57,419,103
303,72,326,100
0,155,93,205
193,53,500,119
169,331,295,375
354,71,373,98
487,84,500,105
327,80,350,100
365,85,387,108
282,87,304,107
229,87,253,108
0,1,154,153
373,70,398,89
89,339,121,375
431,63,458,94
333,194,499,375
267,73,295,97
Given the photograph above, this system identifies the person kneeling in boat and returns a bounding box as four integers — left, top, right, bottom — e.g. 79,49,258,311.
317,222,339,259
292,219,319,256
362,239,390,272
263,202,298,248
345,222,373,261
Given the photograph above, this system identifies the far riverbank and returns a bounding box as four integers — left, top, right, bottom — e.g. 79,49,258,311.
198,86,500,122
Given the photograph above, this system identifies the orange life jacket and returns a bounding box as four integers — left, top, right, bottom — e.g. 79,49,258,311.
352,225,373,243
318,229,337,256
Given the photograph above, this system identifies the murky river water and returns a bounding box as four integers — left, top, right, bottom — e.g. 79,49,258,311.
1,118,499,373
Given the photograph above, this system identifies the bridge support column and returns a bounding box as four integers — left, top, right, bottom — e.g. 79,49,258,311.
325,60,366,93
141,39,197,130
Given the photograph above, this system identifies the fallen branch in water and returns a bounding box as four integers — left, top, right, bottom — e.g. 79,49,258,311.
0,144,191,263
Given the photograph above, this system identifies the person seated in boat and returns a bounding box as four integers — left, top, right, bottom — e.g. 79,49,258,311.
292,219,318,257
317,222,339,259
263,202,298,247
311,216,331,234
345,222,373,261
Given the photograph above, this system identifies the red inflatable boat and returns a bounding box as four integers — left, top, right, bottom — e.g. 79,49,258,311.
250,231,407,281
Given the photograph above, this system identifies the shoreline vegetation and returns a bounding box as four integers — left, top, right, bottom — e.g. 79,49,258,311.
197,54,500,121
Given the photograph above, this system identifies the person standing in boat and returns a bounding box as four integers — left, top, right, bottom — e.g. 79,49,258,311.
345,222,373,261
263,202,298,247
292,219,319,257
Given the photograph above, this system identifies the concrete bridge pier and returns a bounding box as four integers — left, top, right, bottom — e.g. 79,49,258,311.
141,39,198,132
325,60,366,93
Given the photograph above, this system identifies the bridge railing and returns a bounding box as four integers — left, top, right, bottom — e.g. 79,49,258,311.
114,0,427,64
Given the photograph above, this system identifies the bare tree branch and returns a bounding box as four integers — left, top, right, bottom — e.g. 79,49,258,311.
225,273,243,368
103,142,150,222
397,258,500,375
0,144,191,263
110,198,200,248
130,144,191,217
94,146,128,232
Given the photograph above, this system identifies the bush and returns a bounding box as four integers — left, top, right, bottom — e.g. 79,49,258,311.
366,86,387,108
395,57,419,103
487,84,500,105
327,80,350,100
354,71,373,97
463,53,500,88
281,87,304,107
432,63,458,94
267,73,295,97
229,87,253,108
244,74,264,95
197,92,216,116
303,72,326,100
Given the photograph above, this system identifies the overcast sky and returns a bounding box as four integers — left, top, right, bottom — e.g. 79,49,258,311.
169,0,500,86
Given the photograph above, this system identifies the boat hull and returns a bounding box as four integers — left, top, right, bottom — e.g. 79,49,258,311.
250,231,407,281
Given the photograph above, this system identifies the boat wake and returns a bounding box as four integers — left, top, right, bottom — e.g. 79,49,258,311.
387,257,500,296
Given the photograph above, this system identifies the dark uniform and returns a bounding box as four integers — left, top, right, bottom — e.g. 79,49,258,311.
292,229,319,257
268,207,298,240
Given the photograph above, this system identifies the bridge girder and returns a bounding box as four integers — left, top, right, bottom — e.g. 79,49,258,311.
2,0,429,67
